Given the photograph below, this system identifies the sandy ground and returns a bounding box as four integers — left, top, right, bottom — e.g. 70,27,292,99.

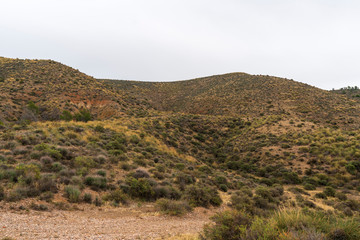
0,204,213,240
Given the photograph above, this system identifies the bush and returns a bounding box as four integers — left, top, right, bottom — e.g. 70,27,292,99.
219,184,228,192
6,186,39,201
83,193,93,203
74,109,92,122
130,135,140,144
153,186,181,200
315,192,328,199
304,183,316,190
74,156,96,169
215,175,227,185
202,211,252,240
185,184,222,207
125,177,155,201
97,169,106,177
60,110,73,121
156,199,192,216
103,189,128,205
324,186,336,197
39,191,54,202
336,192,347,201
84,176,107,190
230,192,253,213
0,186,5,201
201,209,360,240
94,196,102,206
65,185,81,203
346,164,356,175
51,162,64,172
94,125,105,133
27,101,39,114
131,169,150,179
38,175,58,193
255,186,274,202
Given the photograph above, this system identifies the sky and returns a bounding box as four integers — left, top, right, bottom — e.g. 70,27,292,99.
1,0,359,90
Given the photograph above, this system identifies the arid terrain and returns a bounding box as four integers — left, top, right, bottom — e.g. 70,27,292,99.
0,203,215,240
1,57,360,239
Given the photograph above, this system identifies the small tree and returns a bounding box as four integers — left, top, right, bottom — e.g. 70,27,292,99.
27,101,39,114
60,110,73,121
74,109,92,122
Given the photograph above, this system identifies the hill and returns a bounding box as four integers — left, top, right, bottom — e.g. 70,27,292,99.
102,73,360,128
0,57,149,122
332,86,360,103
2,57,360,239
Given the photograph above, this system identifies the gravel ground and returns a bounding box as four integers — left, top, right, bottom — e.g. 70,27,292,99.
0,206,212,240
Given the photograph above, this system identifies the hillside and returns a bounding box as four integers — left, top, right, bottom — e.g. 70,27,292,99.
102,73,360,128
332,86,360,103
0,57,149,122
2,58,360,239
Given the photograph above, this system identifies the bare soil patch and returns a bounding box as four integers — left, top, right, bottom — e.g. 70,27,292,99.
0,204,214,240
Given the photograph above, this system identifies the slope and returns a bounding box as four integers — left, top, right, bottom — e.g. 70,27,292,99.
0,57,149,122
332,86,360,103
102,73,360,128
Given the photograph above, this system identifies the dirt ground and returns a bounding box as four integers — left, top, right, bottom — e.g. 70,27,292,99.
0,204,214,240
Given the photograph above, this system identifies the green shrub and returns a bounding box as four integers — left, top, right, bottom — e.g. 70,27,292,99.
219,184,228,192
153,186,181,200
84,175,107,190
34,143,50,151
103,189,128,205
27,101,39,114
185,184,222,207
175,163,185,171
255,186,274,202
314,192,327,200
215,175,227,185
156,199,192,216
304,183,316,190
60,110,73,121
282,171,301,184
202,209,360,240
94,125,105,132
202,211,252,240
83,193,93,203
125,177,155,201
74,109,92,122
120,163,132,171
324,186,336,197
346,164,356,175
74,156,96,169
335,192,347,201
230,192,253,212
51,162,64,172
94,196,102,206
65,185,81,203
0,186,5,201
38,175,58,193
130,135,140,144
97,169,106,177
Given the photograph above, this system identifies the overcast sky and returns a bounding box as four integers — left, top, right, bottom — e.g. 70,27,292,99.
1,0,359,89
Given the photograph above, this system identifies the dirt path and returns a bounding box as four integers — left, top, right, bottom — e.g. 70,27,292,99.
0,205,213,240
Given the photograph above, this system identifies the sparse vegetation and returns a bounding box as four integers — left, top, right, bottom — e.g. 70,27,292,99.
1,57,360,239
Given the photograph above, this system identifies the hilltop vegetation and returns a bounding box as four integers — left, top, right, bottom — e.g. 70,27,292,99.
102,74,360,129
0,57,150,123
1,57,360,239
333,86,360,103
